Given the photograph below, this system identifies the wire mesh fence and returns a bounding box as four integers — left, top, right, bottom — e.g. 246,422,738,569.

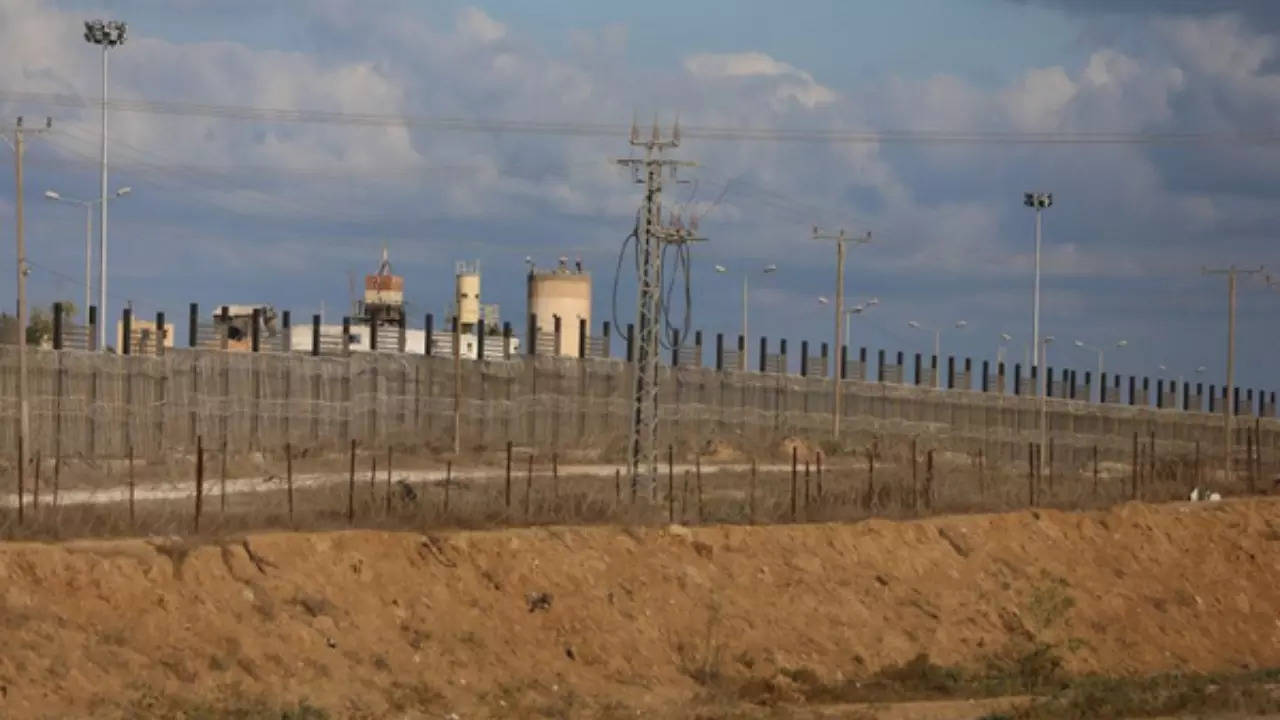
0,346,1274,477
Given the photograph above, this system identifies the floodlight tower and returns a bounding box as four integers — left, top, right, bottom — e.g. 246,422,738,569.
1023,191,1052,372
85,18,127,350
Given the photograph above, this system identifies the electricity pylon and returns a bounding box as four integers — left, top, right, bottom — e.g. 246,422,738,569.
616,118,704,498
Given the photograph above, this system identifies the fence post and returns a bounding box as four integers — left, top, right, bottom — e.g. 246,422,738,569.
528,313,538,356
626,323,635,362
926,449,935,511
1092,444,1099,497
671,329,681,367
1027,442,1035,506
790,445,797,521
425,313,435,356
503,321,512,359
803,460,810,514
476,311,485,359
800,340,809,377
816,450,823,499
347,439,356,525
128,445,135,529
696,454,703,522
840,345,848,380
602,321,612,358
668,445,675,524
220,435,229,513
251,307,261,352
911,437,918,511
311,315,321,356
578,317,587,359
1130,431,1138,500
759,336,767,373
715,333,724,371
286,442,294,526
553,315,562,356
188,302,199,348
525,453,533,519
505,440,513,511
194,435,204,533
342,316,351,355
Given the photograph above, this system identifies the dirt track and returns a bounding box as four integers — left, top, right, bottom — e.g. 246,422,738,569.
2,499,1280,718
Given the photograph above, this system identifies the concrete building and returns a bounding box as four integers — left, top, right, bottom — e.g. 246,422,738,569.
115,318,175,352
527,256,591,357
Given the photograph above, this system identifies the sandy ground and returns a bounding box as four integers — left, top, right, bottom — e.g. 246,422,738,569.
2,498,1280,718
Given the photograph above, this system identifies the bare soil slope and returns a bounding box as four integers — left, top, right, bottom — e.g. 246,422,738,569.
3,500,1280,718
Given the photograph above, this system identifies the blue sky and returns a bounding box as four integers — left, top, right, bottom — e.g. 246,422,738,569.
2,0,1279,394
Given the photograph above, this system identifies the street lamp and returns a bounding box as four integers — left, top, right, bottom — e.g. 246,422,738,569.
1023,192,1053,373
85,18,127,351
819,296,879,344
1072,338,1127,400
716,263,776,371
907,319,967,387
44,186,132,324
998,332,1013,365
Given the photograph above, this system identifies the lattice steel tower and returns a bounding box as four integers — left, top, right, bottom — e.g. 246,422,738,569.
617,119,703,496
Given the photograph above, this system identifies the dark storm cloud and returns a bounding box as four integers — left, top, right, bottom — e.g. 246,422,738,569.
1011,0,1280,28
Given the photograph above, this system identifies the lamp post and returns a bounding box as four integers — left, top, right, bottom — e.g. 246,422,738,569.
85,18,127,351
907,319,967,388
997,332,1013,365
716,262,776,371
818,296,879,350
1073,338,1127,401
1023,192,1053,373
44,187,131,324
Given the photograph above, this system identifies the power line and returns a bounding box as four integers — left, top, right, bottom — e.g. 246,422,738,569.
7,89,1280,145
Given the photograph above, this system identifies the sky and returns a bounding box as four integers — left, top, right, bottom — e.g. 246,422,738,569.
0,0,1278,392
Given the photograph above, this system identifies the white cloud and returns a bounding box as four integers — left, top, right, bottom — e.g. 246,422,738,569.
456,6,507,45
683,51,837,109
1001,66,1077,130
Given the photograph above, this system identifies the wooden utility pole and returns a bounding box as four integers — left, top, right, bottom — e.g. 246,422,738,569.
1203,265,1263,488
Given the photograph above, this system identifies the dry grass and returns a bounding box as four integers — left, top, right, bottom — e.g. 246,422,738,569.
1,438,1268,542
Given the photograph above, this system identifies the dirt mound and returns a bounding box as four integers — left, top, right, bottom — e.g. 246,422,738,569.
779,435,818,460
3,500,1280,718
702,437,744,462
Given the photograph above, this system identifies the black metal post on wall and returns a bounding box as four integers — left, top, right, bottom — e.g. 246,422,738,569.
188,302,199,348
251,308,261,352
52,302,63,350
122,307,133,355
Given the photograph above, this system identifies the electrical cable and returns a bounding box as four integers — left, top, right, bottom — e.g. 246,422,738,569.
8,89,1280,145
